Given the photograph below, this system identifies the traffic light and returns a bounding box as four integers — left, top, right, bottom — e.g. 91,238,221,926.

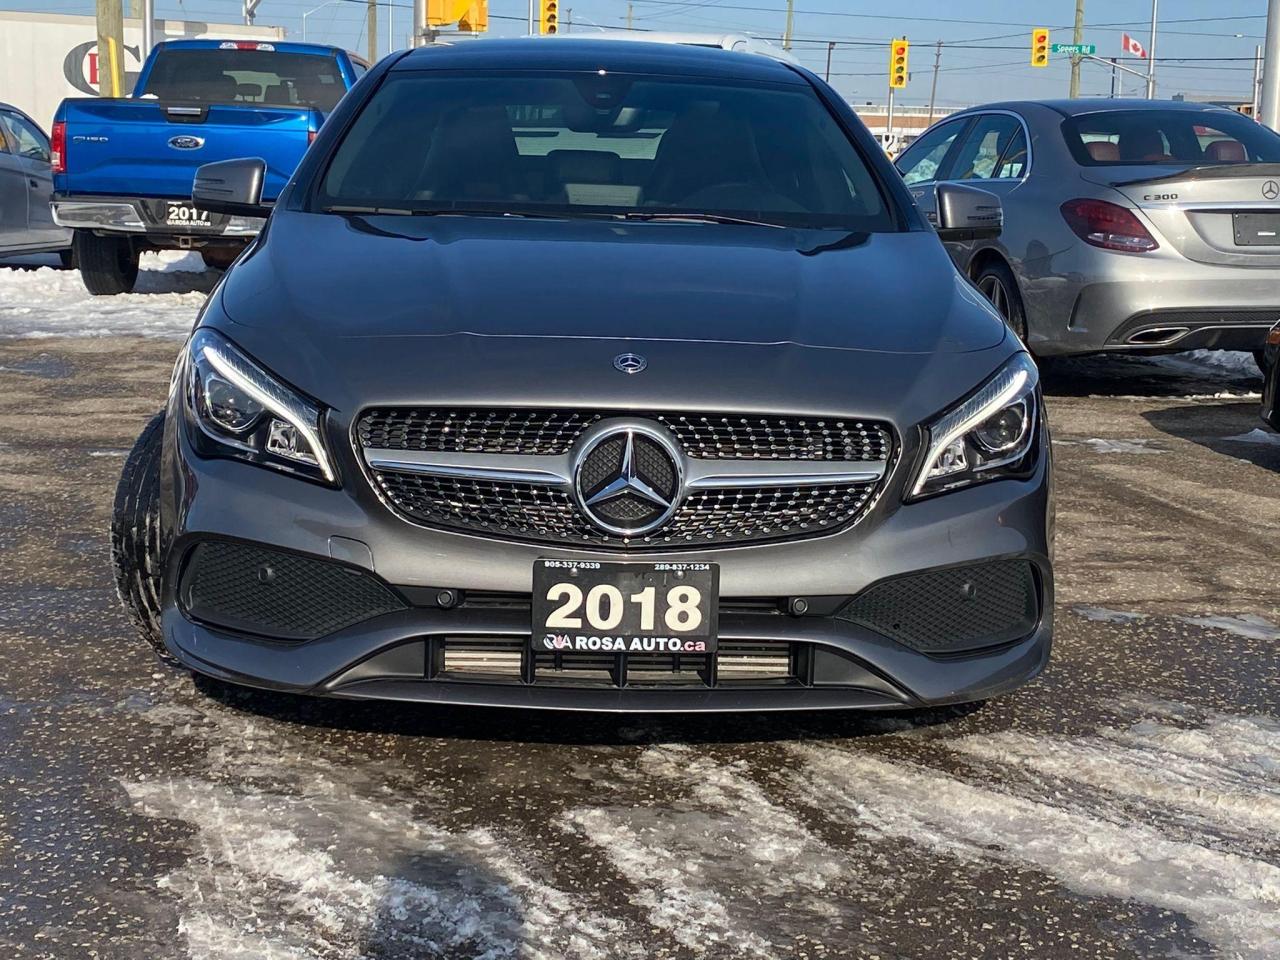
1031,28,1050,67
888,39,909,89
426,0,488,31
539,0,559,34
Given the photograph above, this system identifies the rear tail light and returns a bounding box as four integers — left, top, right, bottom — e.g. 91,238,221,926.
1060,198,1158,253
50,121,66,174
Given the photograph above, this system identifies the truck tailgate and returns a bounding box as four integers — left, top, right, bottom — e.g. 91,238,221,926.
57,98,316,200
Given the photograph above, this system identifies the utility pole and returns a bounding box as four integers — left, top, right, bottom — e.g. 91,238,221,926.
366,0,377,62
824,41,834,82
1069,0,1085,98
1110,57,1118,98
142,0,154,58
243,0,263,26
926,40,942,126
414,0,426,45
1254,45,1264,120
565,7,571,32
626,3,633,31
782,0,794,51
1263,0,1280,130
528,0,535,34
1145,0,1158,98
95,0,126,98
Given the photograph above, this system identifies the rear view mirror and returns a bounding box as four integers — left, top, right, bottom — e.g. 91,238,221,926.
193,158,268,217
935,182,1003,241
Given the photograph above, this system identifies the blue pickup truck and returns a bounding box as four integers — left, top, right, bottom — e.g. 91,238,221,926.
51,39,367,294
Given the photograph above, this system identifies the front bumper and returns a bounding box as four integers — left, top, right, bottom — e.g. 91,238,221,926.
51,194,264,238
158,412,1055,712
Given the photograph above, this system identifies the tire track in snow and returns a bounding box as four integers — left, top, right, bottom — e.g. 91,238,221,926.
119,694,643,960
949,712,1280,841
563,745,864,958
787,706,1280,960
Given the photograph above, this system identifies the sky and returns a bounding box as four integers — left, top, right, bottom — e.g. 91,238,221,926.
6,0,1273,107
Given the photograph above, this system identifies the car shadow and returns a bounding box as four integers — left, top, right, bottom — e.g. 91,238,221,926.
1143,401,1280,472
191,674,983,746
1038,352,1262,399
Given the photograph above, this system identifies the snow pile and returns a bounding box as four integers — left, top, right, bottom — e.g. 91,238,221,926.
0,251,214,339
1159,349,1260,377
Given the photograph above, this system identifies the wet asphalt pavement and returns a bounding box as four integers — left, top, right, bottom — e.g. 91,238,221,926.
0,333,1278,960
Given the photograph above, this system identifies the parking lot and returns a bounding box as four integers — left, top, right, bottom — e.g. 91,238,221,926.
0,255,1277,960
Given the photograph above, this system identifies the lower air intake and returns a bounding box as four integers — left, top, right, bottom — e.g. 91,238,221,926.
838,560,1039,654
180,540,405,641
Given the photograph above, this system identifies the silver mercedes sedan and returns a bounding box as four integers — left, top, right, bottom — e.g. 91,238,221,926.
896,99,1280,361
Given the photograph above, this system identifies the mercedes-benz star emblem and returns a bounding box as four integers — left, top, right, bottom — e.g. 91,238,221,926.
613,353,647,374
1263,180,1280,200
573,425,682,537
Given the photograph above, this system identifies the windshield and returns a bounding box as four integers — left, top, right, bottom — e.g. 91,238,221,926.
1063,109,1280,166
316,72,893,230
139,48,346,111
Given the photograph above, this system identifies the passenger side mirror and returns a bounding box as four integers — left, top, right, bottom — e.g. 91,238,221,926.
934,182,1003,242
193,158,268,217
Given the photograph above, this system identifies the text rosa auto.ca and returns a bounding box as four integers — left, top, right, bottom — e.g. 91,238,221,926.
539,635,710,653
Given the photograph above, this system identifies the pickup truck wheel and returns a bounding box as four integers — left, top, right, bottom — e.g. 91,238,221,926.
75,232,140,295
110,412,176,666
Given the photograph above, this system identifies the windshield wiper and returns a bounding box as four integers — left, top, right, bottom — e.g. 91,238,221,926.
321,204,415,215
619,212,786,228
320,205,560,219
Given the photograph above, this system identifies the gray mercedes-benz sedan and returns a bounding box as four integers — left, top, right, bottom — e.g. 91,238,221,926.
111,39,1053,712
896,99,1280,361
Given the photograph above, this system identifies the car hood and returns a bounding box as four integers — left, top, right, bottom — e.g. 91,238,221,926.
213,210,1015,428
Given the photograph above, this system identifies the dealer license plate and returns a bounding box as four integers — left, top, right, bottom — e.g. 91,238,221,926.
532,559,720,655
165,201,216,228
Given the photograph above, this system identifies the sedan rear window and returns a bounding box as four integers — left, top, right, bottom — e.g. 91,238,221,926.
1063,109,1280,165
140,48,346,111
317,72,893,230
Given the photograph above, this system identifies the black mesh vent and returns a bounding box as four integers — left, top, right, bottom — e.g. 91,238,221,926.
358,409,892,462
372,471,880,549
838,560,1039,654
181,541,406,641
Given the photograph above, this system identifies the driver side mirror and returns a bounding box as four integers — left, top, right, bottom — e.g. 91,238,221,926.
934,182,1003,242
192,158,268,217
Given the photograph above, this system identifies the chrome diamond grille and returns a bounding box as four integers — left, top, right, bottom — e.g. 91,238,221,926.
358,408,892,462
371,471,881,549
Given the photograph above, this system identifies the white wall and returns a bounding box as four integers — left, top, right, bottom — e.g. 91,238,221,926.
0,11,286,129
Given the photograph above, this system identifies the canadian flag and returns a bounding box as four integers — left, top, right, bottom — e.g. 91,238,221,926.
1122,33,1147,59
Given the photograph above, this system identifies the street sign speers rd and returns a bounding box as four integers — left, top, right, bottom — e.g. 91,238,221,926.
1052,43,1097,55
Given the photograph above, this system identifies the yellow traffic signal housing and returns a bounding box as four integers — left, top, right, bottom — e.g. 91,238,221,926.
539,0,559,34
1031,28,1050,67
426,0,488,31
888,39,909,89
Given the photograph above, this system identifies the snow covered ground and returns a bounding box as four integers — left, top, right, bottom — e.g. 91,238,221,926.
0,252,216,339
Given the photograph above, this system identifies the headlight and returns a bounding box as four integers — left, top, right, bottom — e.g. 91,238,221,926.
909,353,1040,500
182,328,336,484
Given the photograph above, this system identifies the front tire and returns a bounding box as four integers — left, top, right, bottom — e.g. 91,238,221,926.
110,412,175,665
75,231,139,295
974,260,1029,342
